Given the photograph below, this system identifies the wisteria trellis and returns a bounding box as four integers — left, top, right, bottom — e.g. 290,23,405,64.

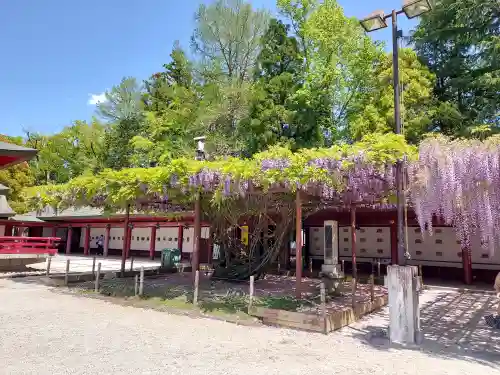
25,133,409,211
26,133,500,255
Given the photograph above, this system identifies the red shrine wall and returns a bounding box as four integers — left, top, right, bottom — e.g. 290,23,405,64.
2,208,499,283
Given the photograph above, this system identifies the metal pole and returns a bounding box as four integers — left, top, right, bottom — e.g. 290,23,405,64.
392,10,406,266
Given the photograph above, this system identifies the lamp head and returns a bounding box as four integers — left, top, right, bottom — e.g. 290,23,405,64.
360,10,388,32
402,0,432,19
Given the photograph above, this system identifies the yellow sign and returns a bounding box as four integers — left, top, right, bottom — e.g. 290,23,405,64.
241,225,249,246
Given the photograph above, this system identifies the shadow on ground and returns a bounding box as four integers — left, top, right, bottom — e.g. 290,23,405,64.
345,290,500,368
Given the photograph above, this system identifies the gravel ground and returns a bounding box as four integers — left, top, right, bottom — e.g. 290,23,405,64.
1,278,499,375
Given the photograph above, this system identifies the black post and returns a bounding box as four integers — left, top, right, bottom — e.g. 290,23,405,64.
391,10,406,266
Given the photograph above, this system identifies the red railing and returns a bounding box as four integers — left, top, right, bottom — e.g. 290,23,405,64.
0,236,60,255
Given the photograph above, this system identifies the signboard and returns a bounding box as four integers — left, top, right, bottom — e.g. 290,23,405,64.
241,225,249,246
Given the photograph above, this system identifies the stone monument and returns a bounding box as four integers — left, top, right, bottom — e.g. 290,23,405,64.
320,220,344,293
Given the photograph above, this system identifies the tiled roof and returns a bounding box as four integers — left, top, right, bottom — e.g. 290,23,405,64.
35,206,104,219
9,214,44,222
0,141,37,153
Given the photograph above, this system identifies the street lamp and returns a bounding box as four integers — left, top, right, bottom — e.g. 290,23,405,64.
359,0,432,266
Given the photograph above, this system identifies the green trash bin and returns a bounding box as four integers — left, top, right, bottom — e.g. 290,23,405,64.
171,248,181,264
161,248,181,269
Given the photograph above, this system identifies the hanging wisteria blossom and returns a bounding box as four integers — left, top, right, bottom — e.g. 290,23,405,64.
409,135,500,256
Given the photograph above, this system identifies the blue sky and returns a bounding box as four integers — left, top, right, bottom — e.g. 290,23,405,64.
0,0,418,137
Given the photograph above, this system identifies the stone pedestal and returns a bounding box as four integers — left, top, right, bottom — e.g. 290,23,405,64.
321,263,344,294
387,265,421,345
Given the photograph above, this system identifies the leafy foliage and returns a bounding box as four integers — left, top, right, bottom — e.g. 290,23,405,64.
413,0,500,135
349,49,436,143
191,0,270,83
25,133,413,212
0,135,34,213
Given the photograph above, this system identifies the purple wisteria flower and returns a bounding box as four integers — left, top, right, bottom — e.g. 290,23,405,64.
261,159,291,171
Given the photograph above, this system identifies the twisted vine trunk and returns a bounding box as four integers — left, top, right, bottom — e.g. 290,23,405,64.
206,193,295,281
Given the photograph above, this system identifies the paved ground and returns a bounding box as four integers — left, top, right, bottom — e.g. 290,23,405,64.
28,254,161,273
1,279,500,375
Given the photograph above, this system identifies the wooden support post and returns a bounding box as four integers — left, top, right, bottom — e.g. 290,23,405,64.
139,266,144,296
370,273,375,302
92,256,96,277
341,259,345,273
193,270,200,305
45,256,52,276
192,196,201,279
309,258,313,274
149,226,157,260
295,190,303,299
248,275,255,313
134,275,139,296
130,257,134,272
177,225,183,252
320,281,327,334
120,205,130,277
104,225,110,257
377,259,381,278
66,226,73,255
64,259,70,286
84,226,90,256
350,207,357,286
462,247,472,285
94,262,101,292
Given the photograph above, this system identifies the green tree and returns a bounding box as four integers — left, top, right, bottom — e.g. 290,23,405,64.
143,42,194,115
240,18,313,154
25,120,105,184
302,0,384,139
349,49,437,143
0,135,34,213
413,0,500,135
191,0,269,84
97,77,145,170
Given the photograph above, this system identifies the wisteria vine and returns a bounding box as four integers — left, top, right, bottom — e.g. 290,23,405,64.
409,135,500,255
24,133,412,213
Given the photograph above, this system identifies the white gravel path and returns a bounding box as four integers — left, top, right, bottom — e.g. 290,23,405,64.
0,279,499,375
